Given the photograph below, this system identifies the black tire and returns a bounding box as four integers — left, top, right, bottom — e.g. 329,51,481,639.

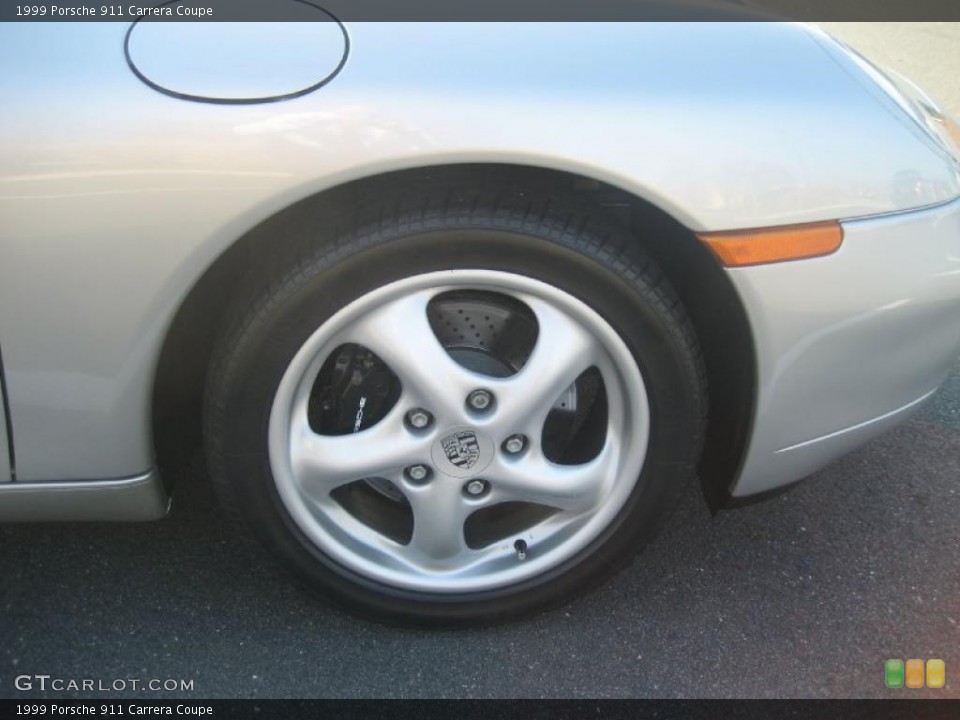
204,177,706,626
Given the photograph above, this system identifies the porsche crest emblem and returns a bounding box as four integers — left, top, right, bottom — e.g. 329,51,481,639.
441,430,481,470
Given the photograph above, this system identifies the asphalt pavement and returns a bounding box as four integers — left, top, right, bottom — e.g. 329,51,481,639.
2,23,959,700
2,356,957,700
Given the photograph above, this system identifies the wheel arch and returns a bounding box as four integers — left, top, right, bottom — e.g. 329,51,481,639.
151,163,755,510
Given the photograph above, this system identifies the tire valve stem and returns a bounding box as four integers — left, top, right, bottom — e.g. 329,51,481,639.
514,539,528,561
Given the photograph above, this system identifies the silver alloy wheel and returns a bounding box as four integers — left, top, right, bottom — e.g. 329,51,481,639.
268,270,650,593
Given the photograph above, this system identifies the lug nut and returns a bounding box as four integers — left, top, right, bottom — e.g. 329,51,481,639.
406,409,433,429
464,479,488,497
405,464,431,483
503,434,526,455
467,389,494,412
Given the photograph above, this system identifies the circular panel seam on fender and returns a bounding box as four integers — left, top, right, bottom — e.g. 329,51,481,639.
124,0,349,105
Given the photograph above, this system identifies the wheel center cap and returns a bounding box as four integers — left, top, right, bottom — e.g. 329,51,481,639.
432,426,495,479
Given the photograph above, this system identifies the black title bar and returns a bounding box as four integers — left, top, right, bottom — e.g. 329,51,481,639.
2,700,960,719
2,0,960,22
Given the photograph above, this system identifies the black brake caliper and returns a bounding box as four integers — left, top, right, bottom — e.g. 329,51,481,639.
309,344,402,436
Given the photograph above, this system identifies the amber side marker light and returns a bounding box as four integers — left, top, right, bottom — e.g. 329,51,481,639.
698,221,844,267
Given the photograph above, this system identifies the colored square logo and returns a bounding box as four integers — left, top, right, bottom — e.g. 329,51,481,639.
927,659,946,689
905,659,925,688
885,659,904,688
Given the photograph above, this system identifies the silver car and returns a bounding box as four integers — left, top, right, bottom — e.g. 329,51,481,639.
1,20,959,624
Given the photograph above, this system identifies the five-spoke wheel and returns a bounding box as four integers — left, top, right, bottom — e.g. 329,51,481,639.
269,271,650,592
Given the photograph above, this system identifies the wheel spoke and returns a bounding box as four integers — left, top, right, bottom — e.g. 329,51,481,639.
403,482,472,564
492,296,599,434
291,406,425,495
341,290,480,421
488,443,614,514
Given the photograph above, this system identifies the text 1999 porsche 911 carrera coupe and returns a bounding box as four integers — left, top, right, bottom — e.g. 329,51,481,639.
1,17,959,624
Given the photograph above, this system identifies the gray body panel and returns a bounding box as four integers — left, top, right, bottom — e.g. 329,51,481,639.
0,471,167,521
732,198,960,496
0,22,959,515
